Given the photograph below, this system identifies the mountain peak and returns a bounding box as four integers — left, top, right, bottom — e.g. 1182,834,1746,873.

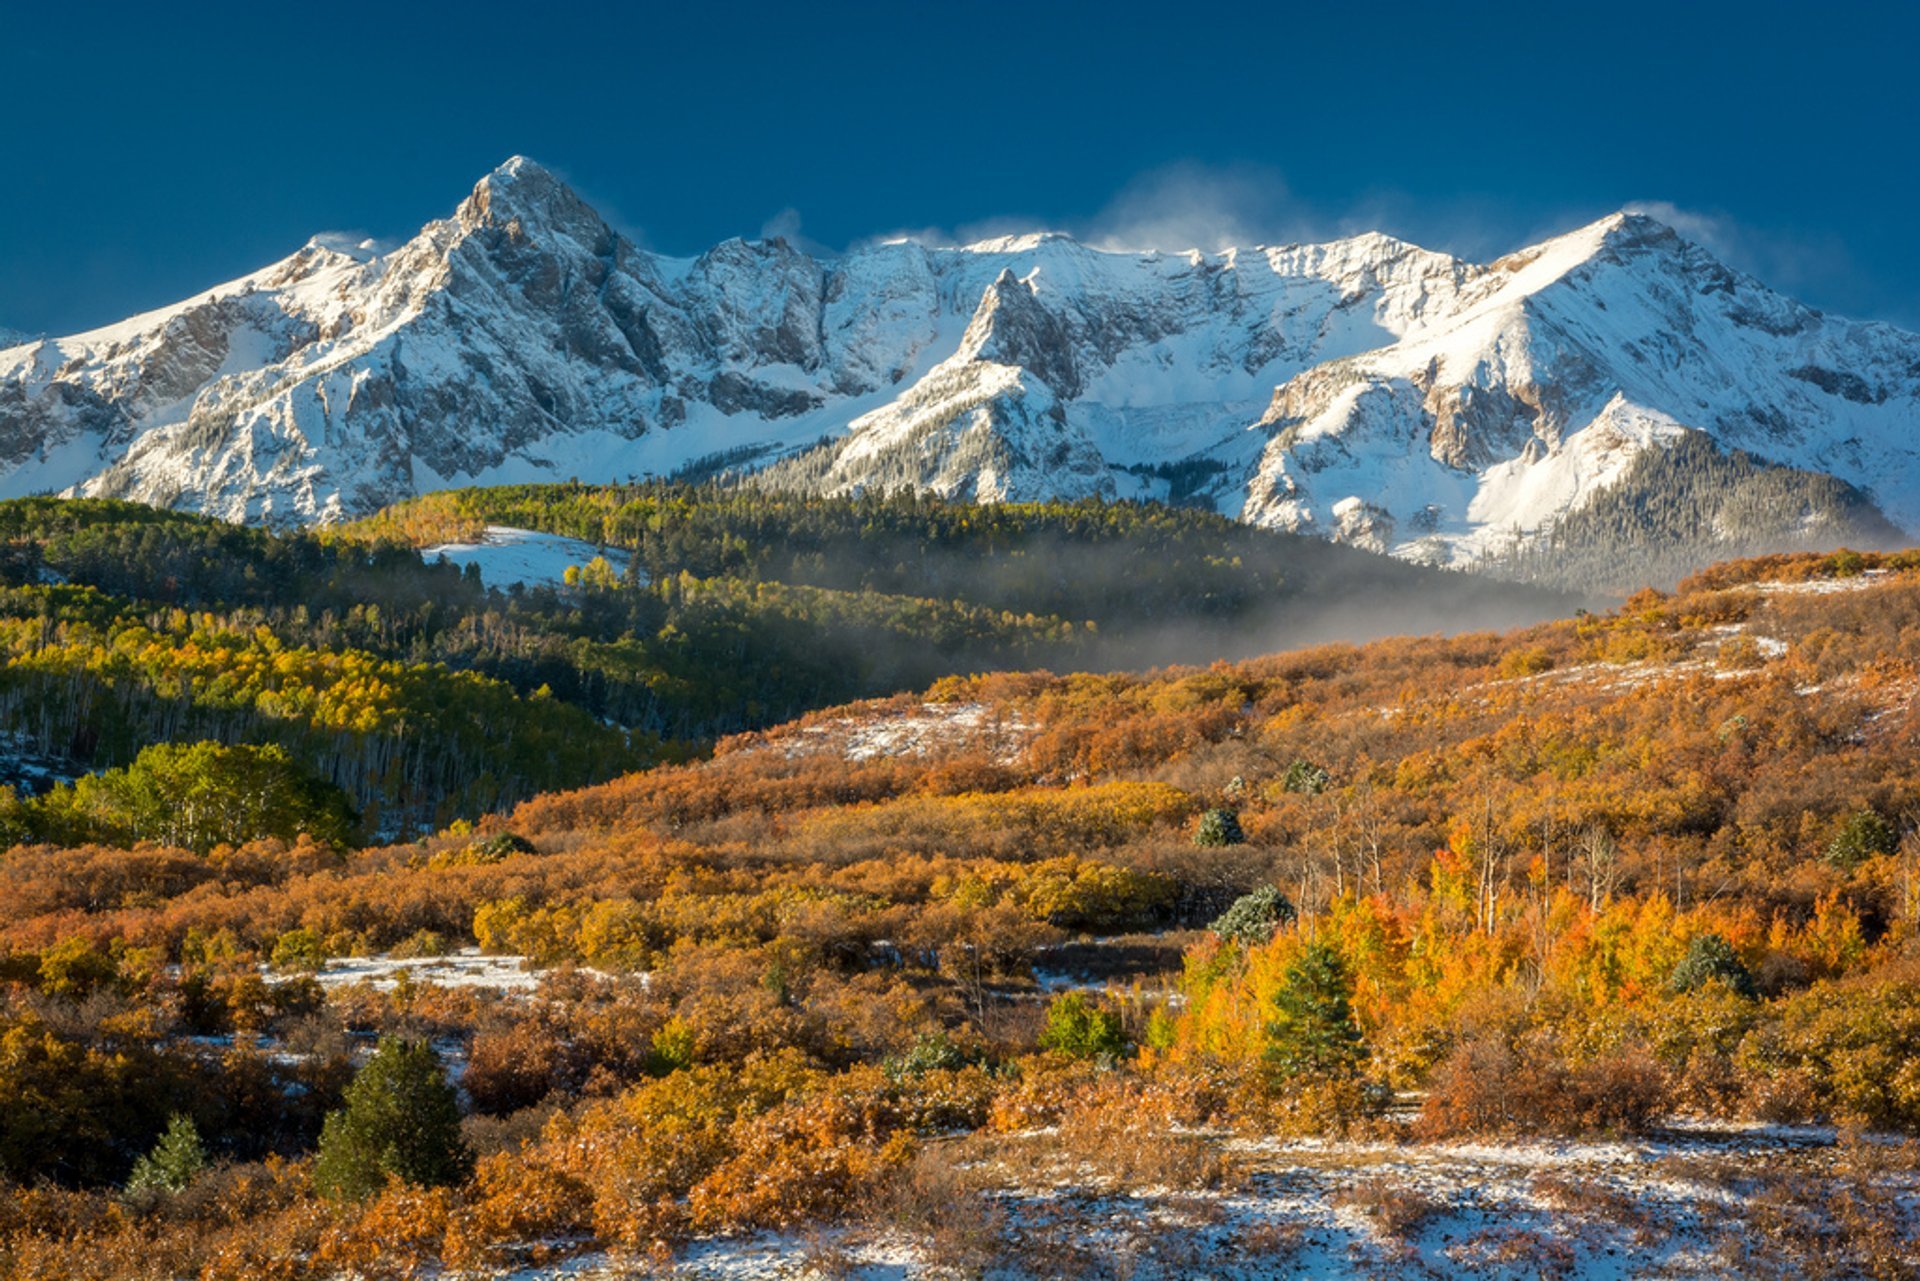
1545,210,1688,261
477,155,562,196
457,155,603,240
959,269,1080,395
1593,209,1684,249
1485,210,1690,285
302,231,382,263
1334,229,1424,255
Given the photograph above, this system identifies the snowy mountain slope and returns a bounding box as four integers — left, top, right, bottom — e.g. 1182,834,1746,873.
2,158,1916,573
1238,214,1920,563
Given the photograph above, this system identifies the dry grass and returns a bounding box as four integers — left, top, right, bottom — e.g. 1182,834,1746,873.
970,1079,1242,1197
1329,1173,1439,1241
1449,1226,1580,1276
1695,1153,1920,1281
1531,1171,1665,1246
1228,1217,1306,1263
868,1145,1009,1276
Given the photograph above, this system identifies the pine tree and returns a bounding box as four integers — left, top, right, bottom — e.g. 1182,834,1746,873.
1826,809,1898,871
1283,760,1330,795
1263,941,1366,1083
313,1037,473,1201
1194,807,1246,848
125,1113,207,1194
1209,885,1296,944
1669,932,1757,998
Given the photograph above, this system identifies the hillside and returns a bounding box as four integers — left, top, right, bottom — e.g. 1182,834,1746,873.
0,489,1574,837
2,544,1918,1275
2,159,1916,585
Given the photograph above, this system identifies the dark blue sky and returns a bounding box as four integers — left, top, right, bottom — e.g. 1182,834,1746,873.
6,0,1918,335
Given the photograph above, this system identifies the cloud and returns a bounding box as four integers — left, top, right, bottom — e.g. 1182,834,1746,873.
1620,199,1733,248
853,163,1323,256
864,164,1570,266
304,230,388,258
758,207,835,257
1082,161,1312,252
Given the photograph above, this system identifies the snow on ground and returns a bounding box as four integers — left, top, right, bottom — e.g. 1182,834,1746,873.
291,948,541,992
504,1124,1918,1278
1749,570,1889,596
421,526,633,592
275,947,633,993
764,702,1036,764
840,703,1034,762
0,728,81,796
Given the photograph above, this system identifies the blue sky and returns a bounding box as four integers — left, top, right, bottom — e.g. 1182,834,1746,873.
6,0,1918,334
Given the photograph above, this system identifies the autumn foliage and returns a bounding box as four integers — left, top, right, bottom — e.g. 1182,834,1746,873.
3,547,1920,1273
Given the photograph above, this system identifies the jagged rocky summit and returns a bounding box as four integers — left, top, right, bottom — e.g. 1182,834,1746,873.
2,156,1914,575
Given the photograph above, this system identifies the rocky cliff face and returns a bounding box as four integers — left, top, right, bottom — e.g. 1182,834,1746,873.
3,158,1916,570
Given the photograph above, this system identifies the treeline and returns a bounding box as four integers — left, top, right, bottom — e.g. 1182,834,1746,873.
0,498,1100,831
346,482,1323,620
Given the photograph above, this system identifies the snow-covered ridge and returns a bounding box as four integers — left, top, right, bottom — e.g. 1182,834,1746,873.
3,157,1916,569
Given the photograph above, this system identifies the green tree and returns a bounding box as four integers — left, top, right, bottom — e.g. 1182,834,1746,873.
882,1030,972,1081
56,742,357,854
269,927,327,973
1826,809,1898,871
1209,886,1297,945
1194,807,1246,848
125,1113,207,1194
36,936,119,1000
1263,941,1366,1082
313,1037,472,1201
1038,991,1125,1060
1283,760,1330,795
1669,932,1757,998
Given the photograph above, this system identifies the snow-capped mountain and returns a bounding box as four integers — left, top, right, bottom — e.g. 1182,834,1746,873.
1,156,1914,573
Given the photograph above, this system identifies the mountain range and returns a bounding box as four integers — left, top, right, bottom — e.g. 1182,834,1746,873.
2,157,1913,582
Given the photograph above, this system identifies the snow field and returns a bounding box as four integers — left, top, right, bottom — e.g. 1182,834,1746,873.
421,526,634,591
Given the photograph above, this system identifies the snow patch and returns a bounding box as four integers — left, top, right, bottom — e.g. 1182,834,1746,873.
421,526,633,591
762,702,1035,763
291,948,540,992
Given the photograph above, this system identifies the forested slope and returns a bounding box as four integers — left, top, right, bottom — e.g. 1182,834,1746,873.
1492,433,1904,590
348,482,1584,663
0,490,1573,837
